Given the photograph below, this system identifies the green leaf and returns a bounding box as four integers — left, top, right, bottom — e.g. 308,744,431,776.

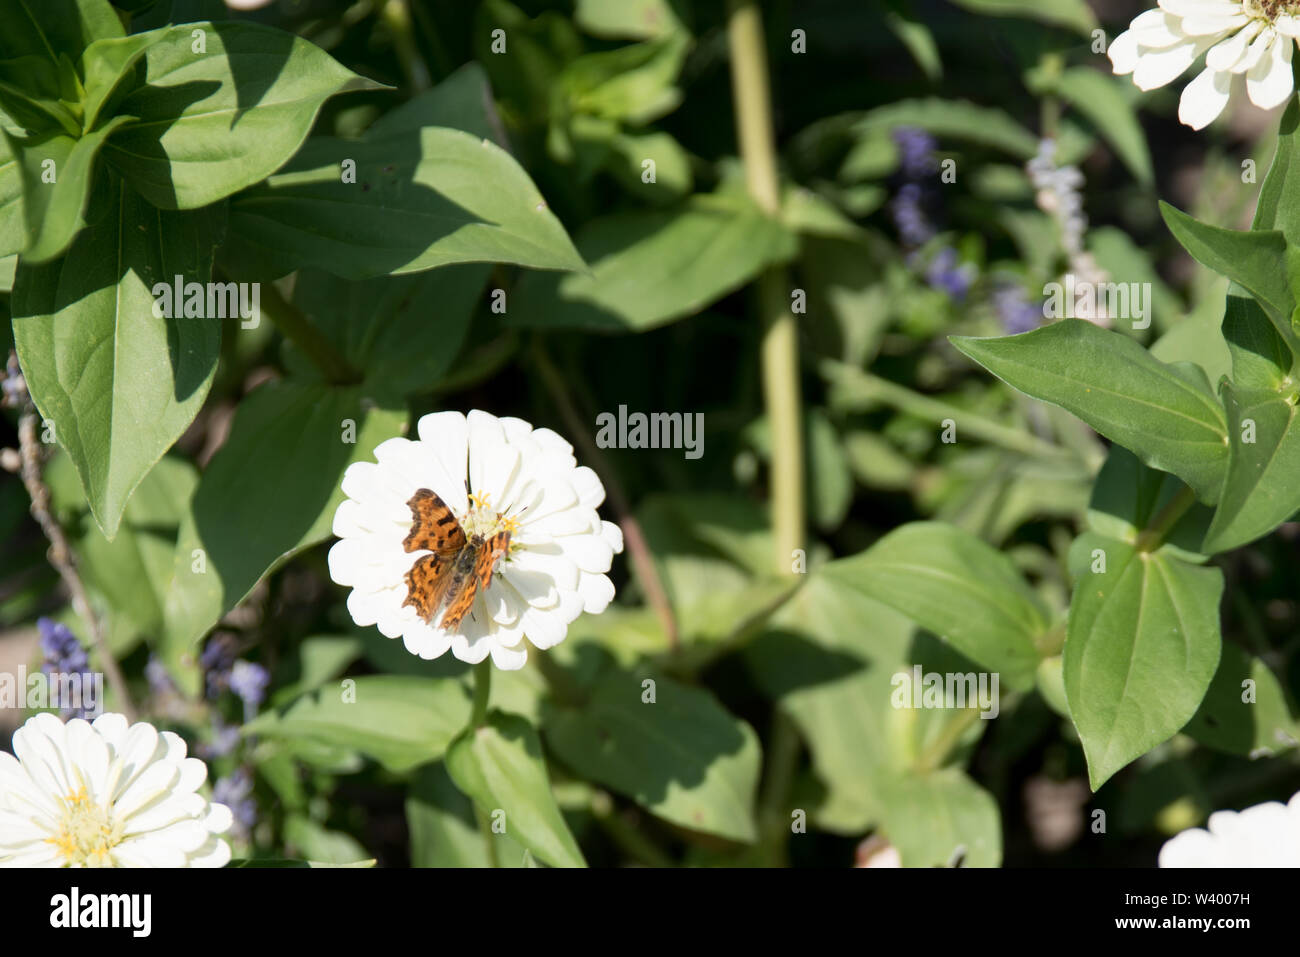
1202,382,1300,553
78,33,157,133
288,265,488,395
544,669,762,843
225,126,583,280
947,0,1097,35
4,116,132,262
0,0,123,65
951,320,1229,502
162,382,406,664
366,62,500,142
884,3,942,81
283,815,371,866
1253,97,1300,236
559,33,688,125
446,711,586,869
48,454,196,658
1149,279,1232,385
821,522,1047,689
853,98,1039,159
406,762,530,867
12,177,222,540
1065,536,1223,790
1222,290,1294,390
0,58,82,138
0,134,22,257
227,858,375,868
269,635,362,708
877,770,1002,867
573,0,686,39
1184,642,1299,758
1050,68,1152,185
103,22,384,209
1085,446,1214,562
1160,201,1299,348
744,573,993,836
506,193,798,331
245,676,470,773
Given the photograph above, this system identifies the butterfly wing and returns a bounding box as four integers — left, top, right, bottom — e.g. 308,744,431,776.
403,488,467,554
403,552,457,622
439,531,511,633
402,488,468,624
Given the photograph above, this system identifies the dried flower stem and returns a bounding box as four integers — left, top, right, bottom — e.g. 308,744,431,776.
17,411,137,722
531,341,680,650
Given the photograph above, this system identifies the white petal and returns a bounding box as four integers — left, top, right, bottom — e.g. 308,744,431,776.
1206,19,1264,71
1133,35,1219,90
1248,33,1295,109
1179,66,1233,128
488,641,528,670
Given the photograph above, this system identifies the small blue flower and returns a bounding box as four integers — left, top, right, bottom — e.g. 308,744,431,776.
200,634,238,699
925,247,974,303
37,618,93,719
992,283,1044,335
893,127,937,180
144,655,175,697
229,660,270,711
202,719,242,759
212,768,258,840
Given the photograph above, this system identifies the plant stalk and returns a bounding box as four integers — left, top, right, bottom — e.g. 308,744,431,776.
255,278,362,386
728,0,805,576
17,411,136,722
1135,486,1198,553
471,660,492,727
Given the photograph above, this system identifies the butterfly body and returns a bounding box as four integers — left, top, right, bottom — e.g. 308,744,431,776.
401,488,511,632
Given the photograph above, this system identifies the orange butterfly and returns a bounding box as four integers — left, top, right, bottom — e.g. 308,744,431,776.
401,488,511,632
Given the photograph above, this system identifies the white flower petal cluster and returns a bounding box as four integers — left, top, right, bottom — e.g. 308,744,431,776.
0,713,233,867
1110,0,1300,129
329,410,623,670
1159,790,1300,866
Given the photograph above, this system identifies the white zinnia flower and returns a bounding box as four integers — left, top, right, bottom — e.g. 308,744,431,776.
0,713,233,867
1158,790,1300,866
1109,0,1300,130
328,410,623,671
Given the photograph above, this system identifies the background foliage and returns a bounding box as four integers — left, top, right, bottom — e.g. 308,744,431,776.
1,0,1298,868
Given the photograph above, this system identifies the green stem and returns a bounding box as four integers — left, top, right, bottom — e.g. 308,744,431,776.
474,804,501,868
255,279,361,385
1135,486,1197,553
590,791,674,867
469,660,498,867
756,708,801,867
915,706,983,774
728,0,805,577
1037,53,1065,141
823,361,1075,462
471,660,492,727
380,0,430,92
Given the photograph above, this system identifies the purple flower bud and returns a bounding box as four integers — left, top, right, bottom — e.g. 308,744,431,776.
229,660,270,710
212,768,258,839
992,283,1044,335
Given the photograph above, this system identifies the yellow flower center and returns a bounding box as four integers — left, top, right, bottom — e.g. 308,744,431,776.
45,786,120,867
463,491,521,541
1245,0,1292,21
